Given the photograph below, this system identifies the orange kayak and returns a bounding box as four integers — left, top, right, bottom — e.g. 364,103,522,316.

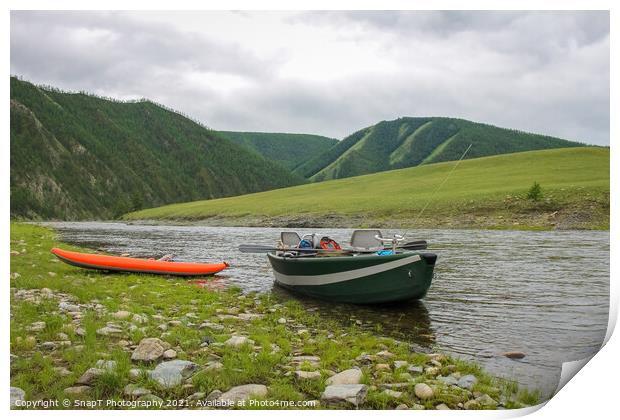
51,248,229,276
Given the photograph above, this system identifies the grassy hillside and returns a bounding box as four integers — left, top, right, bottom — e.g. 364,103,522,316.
125,147,609,230
220,131,338,171
296,117,585,181
10,77,304,220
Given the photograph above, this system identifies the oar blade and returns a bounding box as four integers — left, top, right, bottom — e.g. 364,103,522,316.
398,240,428,250
238,245,277,253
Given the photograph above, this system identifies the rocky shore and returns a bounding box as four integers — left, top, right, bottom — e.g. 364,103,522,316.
10,223,540,410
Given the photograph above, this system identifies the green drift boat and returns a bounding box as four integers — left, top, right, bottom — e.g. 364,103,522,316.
265,230,437,304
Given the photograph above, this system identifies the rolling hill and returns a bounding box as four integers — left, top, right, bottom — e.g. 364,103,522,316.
294,117,585,181
125,147,610,230
10,77,305,220
219,131,338,170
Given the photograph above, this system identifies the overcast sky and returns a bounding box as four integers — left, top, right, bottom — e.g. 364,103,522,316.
10,10,610,145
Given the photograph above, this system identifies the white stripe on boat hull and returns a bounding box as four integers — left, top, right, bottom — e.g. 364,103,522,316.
273,254,421,286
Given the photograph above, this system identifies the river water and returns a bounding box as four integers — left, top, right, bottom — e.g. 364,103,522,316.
44,222,609,396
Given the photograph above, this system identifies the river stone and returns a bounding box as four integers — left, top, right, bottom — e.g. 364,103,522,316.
238,313,262,321
355,354,377,364
414,383,434,399
395,404,408,410
204,361,224,371
383,389,403,399
40,341,57,351
129,368,143,379
291,355,320,364
10,387,26,408
124,384,152,398
464,399,481,410
295,370,321,380
408,365,424,374
96,326,123,336
77,368,104,385
163,349,177,359
438,375,459,386
218,384,268,403
149,360,199,388
64,385,91,396
224,335,254,348
277,317,287,324
475,394,498,407
54,366,72,377
411,403,425,410
321,384,368,407
393,360,408,369
112,310,131,319
325,368,363,385
206,390,223,401
132,338,169,362
457,374,478,390
28,321,46,332
199,322,224,331
376,350,395,359
188,392,206,401
59,302,80,312
502,351,526,359
436,403,451,410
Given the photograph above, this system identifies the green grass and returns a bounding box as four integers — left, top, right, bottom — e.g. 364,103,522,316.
125,147,609,230
10,223,541,410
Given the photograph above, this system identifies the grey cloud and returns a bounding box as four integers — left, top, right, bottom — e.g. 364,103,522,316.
11,10,610,145
11,11,271,93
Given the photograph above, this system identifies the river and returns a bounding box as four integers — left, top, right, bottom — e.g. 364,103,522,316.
44,221,609,396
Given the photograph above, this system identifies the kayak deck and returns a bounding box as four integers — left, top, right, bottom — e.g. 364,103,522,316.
51,248,229,276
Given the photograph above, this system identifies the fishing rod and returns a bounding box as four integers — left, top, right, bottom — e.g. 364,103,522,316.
411,143,473,226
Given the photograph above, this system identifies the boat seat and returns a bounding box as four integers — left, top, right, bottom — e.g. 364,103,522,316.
350,229,383,251
281,231,302,247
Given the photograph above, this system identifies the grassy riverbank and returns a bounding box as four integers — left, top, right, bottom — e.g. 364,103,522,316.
125,147,609,230
10,223,540,410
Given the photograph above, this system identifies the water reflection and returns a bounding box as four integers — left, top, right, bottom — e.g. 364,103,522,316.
272,285,435,348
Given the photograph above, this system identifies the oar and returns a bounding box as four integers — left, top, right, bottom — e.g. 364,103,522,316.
239,241,428,254
238,245,351,254
393,240,428,250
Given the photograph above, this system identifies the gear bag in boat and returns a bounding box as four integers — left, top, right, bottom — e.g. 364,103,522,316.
319,237,341,250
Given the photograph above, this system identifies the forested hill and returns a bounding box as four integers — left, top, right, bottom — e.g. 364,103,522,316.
219,131,338,170
295,117,586,181
10,77,304,220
